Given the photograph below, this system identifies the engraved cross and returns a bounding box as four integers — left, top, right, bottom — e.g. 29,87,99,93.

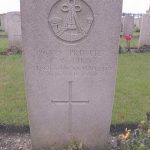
51,81,89,134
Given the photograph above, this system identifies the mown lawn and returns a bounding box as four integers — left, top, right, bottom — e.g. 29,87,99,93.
0,31,7,36
120,36,139,49
0,55,28,125
112,53,150,124
0,38,9,52
0,36,150,126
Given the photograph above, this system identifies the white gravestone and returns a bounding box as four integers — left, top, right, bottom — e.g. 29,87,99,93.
21,0,122,149
139,12,150,47
146,6,150,14
5,12,22,51
0,14,4,31
123,15,134,35
0,14,6,31
3,13,9,33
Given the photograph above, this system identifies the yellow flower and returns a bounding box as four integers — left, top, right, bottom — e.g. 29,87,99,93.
148,129,150,134
119,128,131,140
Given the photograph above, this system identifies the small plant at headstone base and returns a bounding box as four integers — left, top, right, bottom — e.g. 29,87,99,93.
123,34,133,52
135,27,140,33
64,140,84,150
117,112,150,150
51,139,84,150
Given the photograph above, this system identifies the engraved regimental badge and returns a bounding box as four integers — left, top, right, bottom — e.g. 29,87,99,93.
48,0,94,42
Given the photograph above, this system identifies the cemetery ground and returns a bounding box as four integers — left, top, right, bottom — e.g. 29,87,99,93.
1,52,150,126
0,32,150,149
0,37,8,53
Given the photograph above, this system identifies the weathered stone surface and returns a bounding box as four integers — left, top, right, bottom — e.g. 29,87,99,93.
21,0,122,149
3,13,9,33
139,14,150,48
5,12,22,52
122,15,134,35
0,14,5,31
121,16,124,32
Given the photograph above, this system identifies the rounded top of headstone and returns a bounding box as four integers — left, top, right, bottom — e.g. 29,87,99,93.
146,6,150,14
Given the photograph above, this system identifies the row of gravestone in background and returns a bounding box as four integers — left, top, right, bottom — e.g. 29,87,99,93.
121,7,150,50
0,10,150,53
0,12,22,53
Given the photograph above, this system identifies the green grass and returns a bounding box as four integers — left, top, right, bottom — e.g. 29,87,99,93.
0,37,150,126
112,53,150,124
0,54,28,125
133,31,140,37
120,35,139,49
120,31,140,49
0,31,7,36
0,38,9,52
